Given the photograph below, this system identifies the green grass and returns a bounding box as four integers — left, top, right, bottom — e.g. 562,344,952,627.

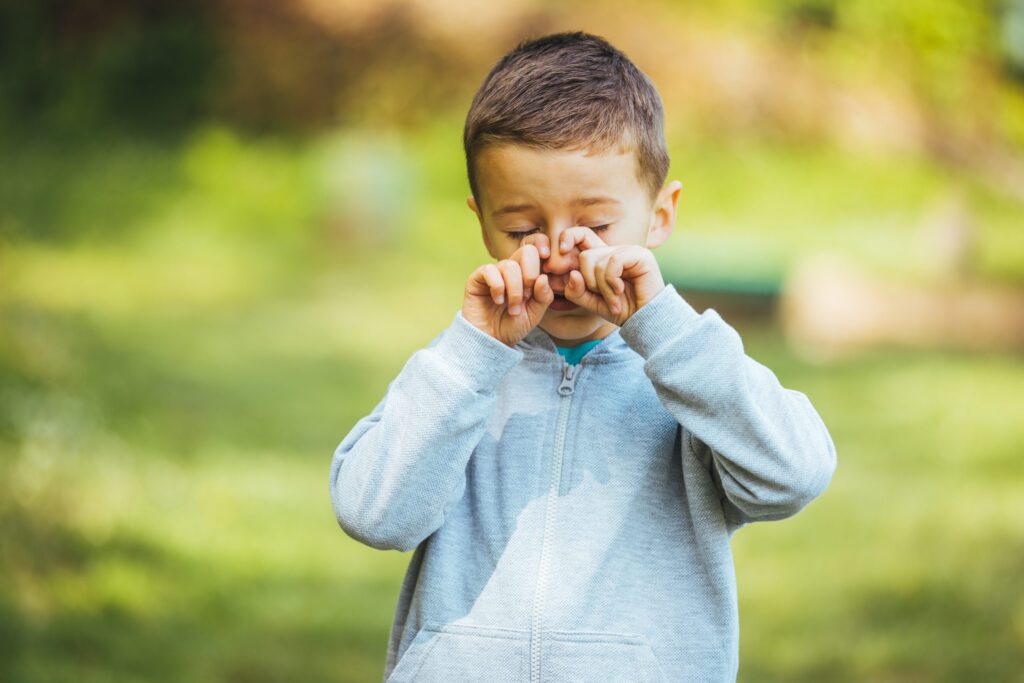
2,126,1023,681
729,328,1024,681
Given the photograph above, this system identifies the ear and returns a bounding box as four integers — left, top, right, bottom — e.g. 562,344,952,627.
467,194,482,221
645,180,682,250
468,195,497,259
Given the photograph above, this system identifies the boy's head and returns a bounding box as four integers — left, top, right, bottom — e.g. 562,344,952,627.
463,30,682,346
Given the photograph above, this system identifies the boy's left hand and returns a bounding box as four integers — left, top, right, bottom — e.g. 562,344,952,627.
558,226,665,325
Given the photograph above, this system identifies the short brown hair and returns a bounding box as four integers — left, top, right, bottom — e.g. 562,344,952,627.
463,30,670,211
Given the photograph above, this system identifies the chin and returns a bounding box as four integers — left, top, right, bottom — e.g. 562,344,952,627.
539,310,606,343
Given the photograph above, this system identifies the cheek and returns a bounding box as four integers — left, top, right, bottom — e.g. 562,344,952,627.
485,232,515,258
612,220,650,244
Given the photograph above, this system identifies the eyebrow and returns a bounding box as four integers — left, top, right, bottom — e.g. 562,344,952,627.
491,196,621,217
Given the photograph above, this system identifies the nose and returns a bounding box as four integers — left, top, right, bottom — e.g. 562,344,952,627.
540,229,579,277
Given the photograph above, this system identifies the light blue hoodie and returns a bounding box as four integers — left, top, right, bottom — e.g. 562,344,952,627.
330,283,837,682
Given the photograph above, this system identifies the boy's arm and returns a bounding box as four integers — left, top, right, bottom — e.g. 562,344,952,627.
619,283,837,525
329,310,523,551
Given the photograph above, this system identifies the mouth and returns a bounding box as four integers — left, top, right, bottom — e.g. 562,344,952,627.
549,292,579,311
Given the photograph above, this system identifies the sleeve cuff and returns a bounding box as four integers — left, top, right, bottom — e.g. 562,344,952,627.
427,310,524,393
619,283,704,359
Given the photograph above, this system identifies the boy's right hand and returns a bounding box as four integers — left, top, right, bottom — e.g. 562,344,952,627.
463,241,555,347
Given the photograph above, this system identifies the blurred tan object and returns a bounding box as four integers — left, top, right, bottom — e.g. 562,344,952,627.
916,190,978,280
295,0,536,55
780,253,1024,362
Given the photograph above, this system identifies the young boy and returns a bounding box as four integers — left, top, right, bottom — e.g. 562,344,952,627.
330,30,836,683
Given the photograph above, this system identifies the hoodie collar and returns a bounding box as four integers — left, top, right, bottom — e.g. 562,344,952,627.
517,324,633,365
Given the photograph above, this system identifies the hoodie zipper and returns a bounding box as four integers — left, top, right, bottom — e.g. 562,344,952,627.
530,359,579,683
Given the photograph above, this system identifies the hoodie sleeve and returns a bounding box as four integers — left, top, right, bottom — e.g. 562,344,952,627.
329,310,524,551
618,283,837,525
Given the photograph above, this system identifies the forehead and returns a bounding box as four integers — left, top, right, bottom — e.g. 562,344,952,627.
475,143,641,216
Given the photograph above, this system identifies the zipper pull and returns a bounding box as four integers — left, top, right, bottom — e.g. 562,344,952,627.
557,363,578,396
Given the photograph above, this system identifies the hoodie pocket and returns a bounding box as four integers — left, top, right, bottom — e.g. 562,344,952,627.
542,630,668,683
385,622,529,683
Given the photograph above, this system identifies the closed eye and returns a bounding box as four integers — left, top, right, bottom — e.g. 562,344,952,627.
505,225,611,240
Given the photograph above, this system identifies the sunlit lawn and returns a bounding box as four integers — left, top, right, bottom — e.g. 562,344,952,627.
2,126,1023,681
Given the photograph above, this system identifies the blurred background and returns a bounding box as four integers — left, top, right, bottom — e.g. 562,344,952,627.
2,0,1023,680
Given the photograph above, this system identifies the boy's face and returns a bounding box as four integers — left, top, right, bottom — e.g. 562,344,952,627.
467,142,682,346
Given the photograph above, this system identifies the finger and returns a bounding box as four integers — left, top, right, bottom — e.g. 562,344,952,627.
564,269,606,314
595,257,620,315
498,259,524,315
522,232,551,260
578,249,599,292
477,263,505,305
514,243,541,299
558,226,607,255
614,246,651,280
605,255,626,294
527,273,554,316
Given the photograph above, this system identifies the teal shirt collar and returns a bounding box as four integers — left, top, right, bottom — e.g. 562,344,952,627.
555,338,604,365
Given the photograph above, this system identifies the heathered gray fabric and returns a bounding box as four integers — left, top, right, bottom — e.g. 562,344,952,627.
330,283,837,682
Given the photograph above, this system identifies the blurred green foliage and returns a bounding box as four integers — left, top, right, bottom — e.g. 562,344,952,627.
2,1,1024,681
2,0,1023,145
3,116,1024,681
0,0,218,140
4,218,1024,680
